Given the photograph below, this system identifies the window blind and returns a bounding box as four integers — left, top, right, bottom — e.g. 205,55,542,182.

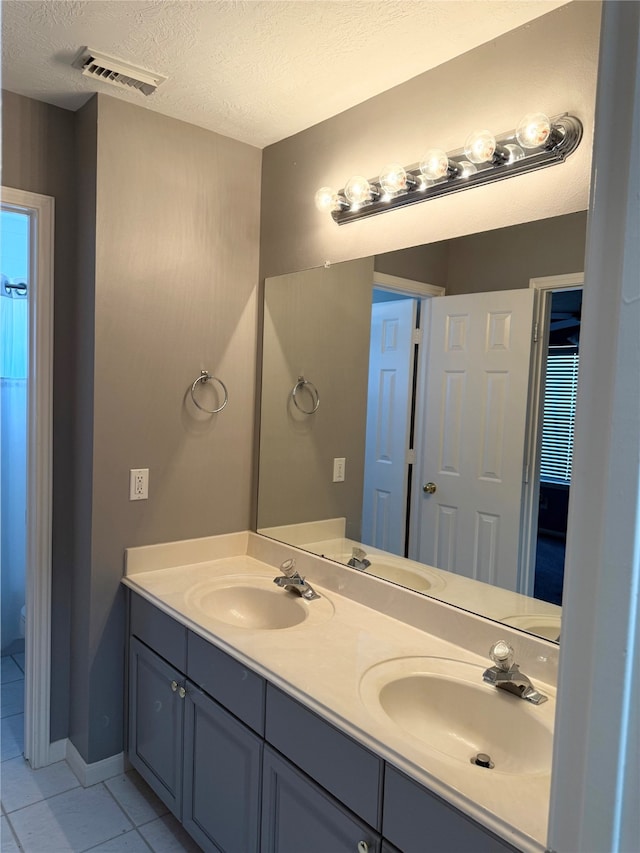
540,349,579,484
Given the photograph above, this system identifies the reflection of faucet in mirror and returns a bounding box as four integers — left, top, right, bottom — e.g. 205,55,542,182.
258,213,587,643
347,547,371,571
273,558,320,601
482,641,548,705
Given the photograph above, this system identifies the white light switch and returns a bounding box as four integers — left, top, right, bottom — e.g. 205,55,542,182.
129,468,149,500
333,457,346,483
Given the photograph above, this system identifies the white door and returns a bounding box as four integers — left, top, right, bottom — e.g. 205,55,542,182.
361,298,416,555
415,289,535,591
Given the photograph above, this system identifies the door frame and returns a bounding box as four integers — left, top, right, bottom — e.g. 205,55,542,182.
1,186,54,768
371,273,444,558
519,272,584,597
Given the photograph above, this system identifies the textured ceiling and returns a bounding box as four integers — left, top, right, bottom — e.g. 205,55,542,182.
2,0,571,148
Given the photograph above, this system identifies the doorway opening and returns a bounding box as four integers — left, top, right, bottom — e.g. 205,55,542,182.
1,186,54,768
533,288,583,605
1,208,29,743
361,274,443,559
361,289,419,557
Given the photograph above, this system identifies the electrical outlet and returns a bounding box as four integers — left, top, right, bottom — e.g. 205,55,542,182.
333,457,346,483
129,468,149,501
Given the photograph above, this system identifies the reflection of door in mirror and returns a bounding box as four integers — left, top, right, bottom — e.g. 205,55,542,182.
412,289,535,594
362,292,417,556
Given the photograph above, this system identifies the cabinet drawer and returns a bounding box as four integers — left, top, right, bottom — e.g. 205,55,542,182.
187,631,265,735
262,745,381,853
130,592,187,672
265,685,382,830
383,766,519,853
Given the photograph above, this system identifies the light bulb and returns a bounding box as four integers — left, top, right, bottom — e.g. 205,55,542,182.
344,175,376,207
516,112,552,149
379,163,409,195
464,129,497,164
419,149,451,181
458,161,478,178
314,186,343,213
504,143,525,164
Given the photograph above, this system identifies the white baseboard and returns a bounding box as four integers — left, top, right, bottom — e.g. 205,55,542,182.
66,740,126,787
48,738,67,764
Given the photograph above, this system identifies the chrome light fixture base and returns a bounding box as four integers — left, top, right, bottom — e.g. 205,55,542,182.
329,114,582,225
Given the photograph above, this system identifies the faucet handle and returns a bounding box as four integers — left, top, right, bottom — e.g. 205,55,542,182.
352,547,367,560
489,640,514,670
279,558,298,578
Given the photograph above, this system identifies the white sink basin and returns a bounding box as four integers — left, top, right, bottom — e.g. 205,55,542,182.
360,657,554,776
325,552,446,593
500,614,561,642
184,575,334,630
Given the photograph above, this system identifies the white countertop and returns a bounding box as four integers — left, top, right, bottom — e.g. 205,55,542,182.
123,531,557,852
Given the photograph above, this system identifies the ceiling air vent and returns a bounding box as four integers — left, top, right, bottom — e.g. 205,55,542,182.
73,48,167,96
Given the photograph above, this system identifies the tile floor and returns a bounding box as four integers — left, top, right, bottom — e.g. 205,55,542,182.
1,655,201,852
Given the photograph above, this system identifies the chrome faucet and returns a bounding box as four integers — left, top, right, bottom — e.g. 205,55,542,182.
273,559,320,601
482,641,548,705
347,547,371,571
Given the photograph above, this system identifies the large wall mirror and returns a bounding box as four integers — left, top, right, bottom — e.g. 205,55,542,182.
257,211,587,642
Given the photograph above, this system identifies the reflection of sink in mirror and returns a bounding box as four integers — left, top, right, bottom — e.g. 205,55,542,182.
500,614,561,642
185,575,335,630
325,553,441,593
359,657,554,776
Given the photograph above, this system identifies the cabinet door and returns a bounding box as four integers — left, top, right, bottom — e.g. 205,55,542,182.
262,745,381,853
183,683,262,853
128,637,184,818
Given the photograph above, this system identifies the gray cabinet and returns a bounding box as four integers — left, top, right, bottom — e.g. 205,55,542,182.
265,685,382,830
183,684,262,853
128,636,184,818
383,766,519,853
127,592,525,853
262,745,381,853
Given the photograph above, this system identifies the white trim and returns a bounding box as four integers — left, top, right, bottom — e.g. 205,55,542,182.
529,272,584,292
519,273,584,596
48,738,68,765
66,741,127,787
548,2,640,849
1,186,54,769
372,271,444,298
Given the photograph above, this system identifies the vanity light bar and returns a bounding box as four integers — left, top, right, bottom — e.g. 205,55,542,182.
315,113,583,226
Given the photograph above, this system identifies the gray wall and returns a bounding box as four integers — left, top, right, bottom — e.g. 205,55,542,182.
70,97,98,760
259,258,373,535
260,2,599,280
444,211,588,294
373,211,587,294
2,91,76,742
74,95,261,762
374,242,449,286
3,90,261,762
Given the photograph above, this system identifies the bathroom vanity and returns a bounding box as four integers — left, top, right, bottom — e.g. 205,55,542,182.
123,532,557,853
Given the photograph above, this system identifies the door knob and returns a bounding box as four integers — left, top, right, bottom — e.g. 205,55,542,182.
423,482,437,494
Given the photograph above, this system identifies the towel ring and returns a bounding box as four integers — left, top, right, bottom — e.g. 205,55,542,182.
292,376,320,414
190,370,228,414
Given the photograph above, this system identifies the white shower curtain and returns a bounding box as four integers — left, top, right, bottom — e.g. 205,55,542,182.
1,287,28,652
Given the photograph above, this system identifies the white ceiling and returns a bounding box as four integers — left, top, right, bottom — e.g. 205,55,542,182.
2,0,571,149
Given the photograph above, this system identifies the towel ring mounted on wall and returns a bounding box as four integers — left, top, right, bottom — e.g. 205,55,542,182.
291,376,320,414
190,370,229,414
